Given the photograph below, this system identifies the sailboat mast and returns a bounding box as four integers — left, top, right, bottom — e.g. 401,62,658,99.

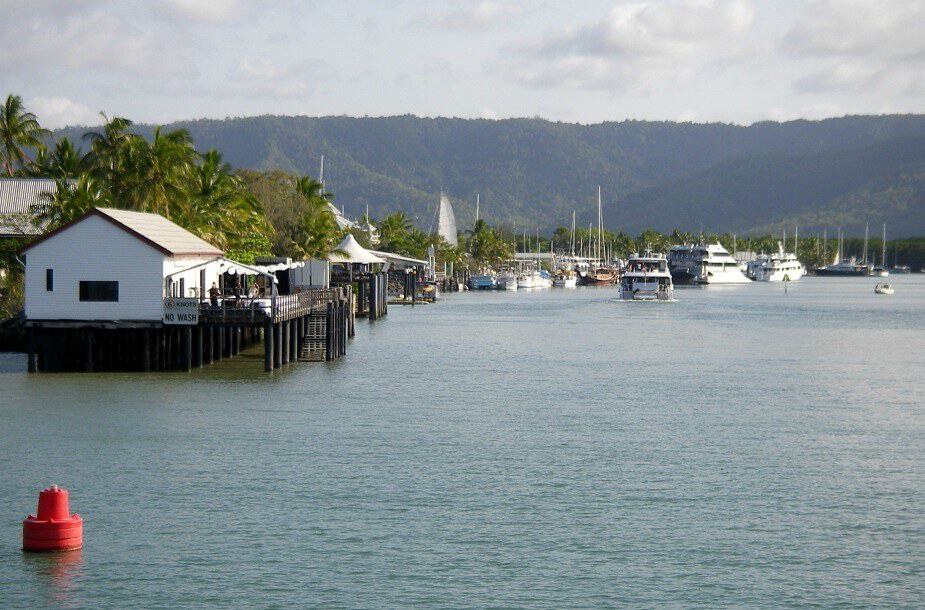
319,154,325,192
794,226,798,257
881,223,887,267
597,186,603,262
862,222,869,263
475,193,480,223
571,210,576,257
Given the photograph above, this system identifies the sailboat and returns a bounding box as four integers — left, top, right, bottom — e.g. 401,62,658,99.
873,223,889,276
582,187,617,285
436,191,458,246
815,228,871,276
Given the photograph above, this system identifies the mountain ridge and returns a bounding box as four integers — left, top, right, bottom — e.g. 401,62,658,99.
54,113,925,236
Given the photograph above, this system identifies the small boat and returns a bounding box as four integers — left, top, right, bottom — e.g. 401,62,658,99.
874,283,894,295
582,267,617,286
891,265,911,274
553,270,577,288
620,251,674,300
518,270,551,288
497,271,518,290
468,274,496,290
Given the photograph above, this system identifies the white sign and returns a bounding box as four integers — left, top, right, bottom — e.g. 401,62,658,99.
163,298,199,325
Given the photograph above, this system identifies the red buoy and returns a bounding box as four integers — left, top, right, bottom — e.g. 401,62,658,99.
23,485,83,552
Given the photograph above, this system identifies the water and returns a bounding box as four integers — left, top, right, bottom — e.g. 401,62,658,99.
1,277,923,608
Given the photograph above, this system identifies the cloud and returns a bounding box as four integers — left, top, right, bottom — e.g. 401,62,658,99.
419,1,523,31
233,57,335,99
510,0,755,91
29,97,100,129
783,0,925,94
158,0,245,24
0,5,191,77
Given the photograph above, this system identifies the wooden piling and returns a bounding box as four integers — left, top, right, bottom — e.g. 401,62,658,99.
181,326,192,372
273,322,282,368
264,319,274,372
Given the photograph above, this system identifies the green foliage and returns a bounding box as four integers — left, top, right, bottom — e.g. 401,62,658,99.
48,113,925,237
14,102,276,263
0,94,49,176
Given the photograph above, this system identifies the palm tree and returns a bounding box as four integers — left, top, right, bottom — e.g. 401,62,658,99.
26,137,89,178
122,126,195,216
35,174,108,229
83,113,136,205
290,175,343,259
0,94,49,176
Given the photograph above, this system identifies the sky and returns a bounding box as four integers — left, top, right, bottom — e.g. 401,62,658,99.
2,0,923,129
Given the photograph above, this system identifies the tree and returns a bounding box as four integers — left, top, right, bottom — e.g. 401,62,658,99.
0,94,48,176
34,174,108,229
122,126,195,216
27,137,89,179
289,175,343,259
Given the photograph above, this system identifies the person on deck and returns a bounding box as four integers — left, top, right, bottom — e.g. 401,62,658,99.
209,282,220,307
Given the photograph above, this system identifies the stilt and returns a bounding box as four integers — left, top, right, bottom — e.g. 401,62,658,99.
194,326,203,367
217,325,224,361
142,329,151,372
26,328,36,373
281,321,290,365
264,319,274,371
181,326,192,372
84,329,95,373
289,319,297,364
273,322,282,368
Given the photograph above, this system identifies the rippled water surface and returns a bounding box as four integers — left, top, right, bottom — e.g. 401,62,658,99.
1,276,923,608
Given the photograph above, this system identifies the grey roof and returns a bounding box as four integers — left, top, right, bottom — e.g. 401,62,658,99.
0,178,56,236
94,208,223,256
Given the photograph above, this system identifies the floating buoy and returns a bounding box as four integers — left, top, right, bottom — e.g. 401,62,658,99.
22,485,83,552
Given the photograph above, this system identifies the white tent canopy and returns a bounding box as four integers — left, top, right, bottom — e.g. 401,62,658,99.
329,234,385,264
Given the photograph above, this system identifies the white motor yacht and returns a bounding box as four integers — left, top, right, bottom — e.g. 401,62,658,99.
620,251,674,300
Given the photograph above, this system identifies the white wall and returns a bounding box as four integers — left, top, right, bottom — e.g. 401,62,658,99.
25,214,167,321
163,256,224,298
290,259,329,289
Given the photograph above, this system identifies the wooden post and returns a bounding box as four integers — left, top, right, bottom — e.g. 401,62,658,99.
153,328,161,371
369,274,377,321
194,326,203,367
26,328,36,373
273,322,282,368
217,324,224,361
84,329,95,373
281,320,290,365
289,319,297,364
205,325,214,365
142,329,151,372
181,326,192,372
264,319,274,372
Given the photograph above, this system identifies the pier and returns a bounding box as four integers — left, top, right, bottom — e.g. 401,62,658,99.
25,287,355,373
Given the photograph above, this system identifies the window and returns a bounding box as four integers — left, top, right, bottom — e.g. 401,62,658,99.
79,281,119,302
46,269,53,291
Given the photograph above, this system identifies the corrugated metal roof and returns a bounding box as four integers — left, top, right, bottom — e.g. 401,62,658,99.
95,208,223,256
0,178,56,236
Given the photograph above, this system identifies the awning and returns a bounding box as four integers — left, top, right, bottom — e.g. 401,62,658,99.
329,234,386,264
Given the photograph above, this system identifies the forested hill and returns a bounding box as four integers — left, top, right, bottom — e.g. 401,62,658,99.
58,114,925,236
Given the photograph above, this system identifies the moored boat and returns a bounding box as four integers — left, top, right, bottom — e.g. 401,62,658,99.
581,267,617,286
874,283,894,295
754,243,805,282
620,251,673,300
468,274,496,290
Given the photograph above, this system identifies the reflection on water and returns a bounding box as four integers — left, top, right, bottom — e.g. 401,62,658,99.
20,549,84,608
0,276,923,607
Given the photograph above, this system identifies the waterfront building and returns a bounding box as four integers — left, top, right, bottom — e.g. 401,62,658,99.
21,207,225,321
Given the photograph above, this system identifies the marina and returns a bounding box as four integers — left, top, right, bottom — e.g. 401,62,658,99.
3,276,923,607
